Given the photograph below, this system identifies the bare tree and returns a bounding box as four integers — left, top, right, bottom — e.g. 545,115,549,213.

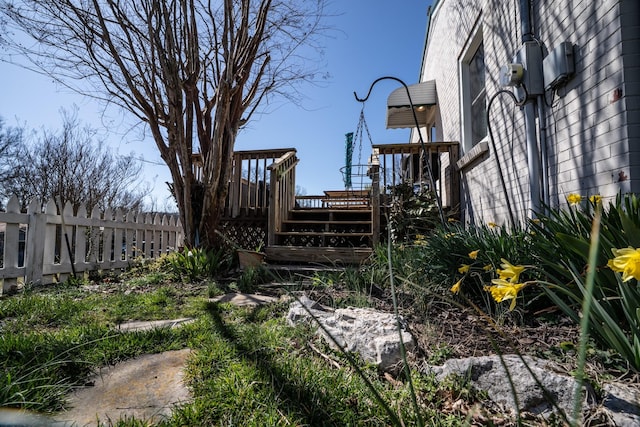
0,111,148,213
0,0,327,248
0,118,23,200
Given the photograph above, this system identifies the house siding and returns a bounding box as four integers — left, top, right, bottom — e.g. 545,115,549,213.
421,0,638,225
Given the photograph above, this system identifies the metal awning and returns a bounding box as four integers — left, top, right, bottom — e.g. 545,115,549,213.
386,80,437,129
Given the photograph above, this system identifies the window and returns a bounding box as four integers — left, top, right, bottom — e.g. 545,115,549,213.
461,27,487,150
469,43,487,145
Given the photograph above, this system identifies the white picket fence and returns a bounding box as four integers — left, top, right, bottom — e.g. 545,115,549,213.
0,196,183,293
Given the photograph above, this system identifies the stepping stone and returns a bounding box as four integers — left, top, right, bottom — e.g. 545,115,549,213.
56,348,192,426
117,317,195,332
210,292,279,306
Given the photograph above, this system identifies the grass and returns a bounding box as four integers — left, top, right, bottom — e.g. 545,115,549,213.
3,206,636,427
0,268,487,426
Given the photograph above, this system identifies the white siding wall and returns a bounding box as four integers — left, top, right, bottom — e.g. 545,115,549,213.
421,0,634,225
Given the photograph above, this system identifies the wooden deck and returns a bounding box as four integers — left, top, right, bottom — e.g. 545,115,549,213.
218,142,459,264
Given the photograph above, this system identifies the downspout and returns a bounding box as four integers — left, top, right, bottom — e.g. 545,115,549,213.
537,95,549,209
520,0,542,216
519,0,533,42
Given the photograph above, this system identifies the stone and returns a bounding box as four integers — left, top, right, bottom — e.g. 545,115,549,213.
601,382,640,427
116,317,195,332
286,298,414,372
210,292,279,306
424,355,590,422
55,349,192,426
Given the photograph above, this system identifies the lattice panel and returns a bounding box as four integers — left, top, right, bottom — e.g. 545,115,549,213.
220,220,266,250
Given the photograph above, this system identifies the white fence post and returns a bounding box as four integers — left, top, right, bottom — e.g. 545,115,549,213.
58,201,74,283
74,204,89,274
26,198,45,286
2,196,24,293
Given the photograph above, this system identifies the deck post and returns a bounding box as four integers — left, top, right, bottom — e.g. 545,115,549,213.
231,152,242,218
449,146,461,212
268,164,277,246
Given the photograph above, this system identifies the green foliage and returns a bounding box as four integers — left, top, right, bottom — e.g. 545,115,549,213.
385,182,443,243
166,247,232,282
235,265,271,293
388,222,539,315
531,194,640,371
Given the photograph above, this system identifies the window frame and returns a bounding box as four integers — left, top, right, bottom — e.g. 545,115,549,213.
459,25,487,152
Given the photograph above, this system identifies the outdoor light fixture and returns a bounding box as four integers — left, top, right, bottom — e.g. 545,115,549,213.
499,63,524,87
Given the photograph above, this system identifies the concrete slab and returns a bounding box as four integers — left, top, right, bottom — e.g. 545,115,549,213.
55,348,192,426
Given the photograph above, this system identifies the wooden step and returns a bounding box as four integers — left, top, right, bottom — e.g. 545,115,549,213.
282,219,371,225
265,246,373,264
292,208,371,214
275,231,372,237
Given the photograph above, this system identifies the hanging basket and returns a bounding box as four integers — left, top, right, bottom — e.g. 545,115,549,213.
340,164,376,192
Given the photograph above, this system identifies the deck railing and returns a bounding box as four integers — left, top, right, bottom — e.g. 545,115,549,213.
371,142,460,210
215,143,458,250
226,148,296,218
295,190,371,209
267,150,299,246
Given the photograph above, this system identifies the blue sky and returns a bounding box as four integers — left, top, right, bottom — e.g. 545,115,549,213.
0,1,431,207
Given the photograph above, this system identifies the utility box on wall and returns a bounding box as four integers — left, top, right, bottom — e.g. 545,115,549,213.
513,41,544,99
543,42,575,90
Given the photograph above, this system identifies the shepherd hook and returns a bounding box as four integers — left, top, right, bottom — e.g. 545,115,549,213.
354,76,447,227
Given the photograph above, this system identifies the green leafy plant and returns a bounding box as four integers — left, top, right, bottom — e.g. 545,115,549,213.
167,247,232,282
530,194,640,371
385,182,442,243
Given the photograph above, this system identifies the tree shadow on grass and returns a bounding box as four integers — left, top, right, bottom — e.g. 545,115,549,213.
202,302,363,426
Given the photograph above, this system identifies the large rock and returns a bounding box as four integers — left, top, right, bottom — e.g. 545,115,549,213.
601,382,640,427
423,355,640,425
286,297,414,372
424,355,589,422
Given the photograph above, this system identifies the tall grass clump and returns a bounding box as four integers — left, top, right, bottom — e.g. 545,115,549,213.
166,247,232,282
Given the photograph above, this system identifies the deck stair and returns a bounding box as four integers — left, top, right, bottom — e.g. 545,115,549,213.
220,142,460,266
266,195,375,264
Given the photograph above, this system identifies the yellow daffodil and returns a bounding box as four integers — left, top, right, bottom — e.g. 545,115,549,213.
488,222,498,228
496,258,525,283
458,264,470,274
483,264,493,272
487,278,526,310
448,217,457,223
469,249,480,260
451,279,462,294
608,247,640,282
567,193,583,206
589,194,602,205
